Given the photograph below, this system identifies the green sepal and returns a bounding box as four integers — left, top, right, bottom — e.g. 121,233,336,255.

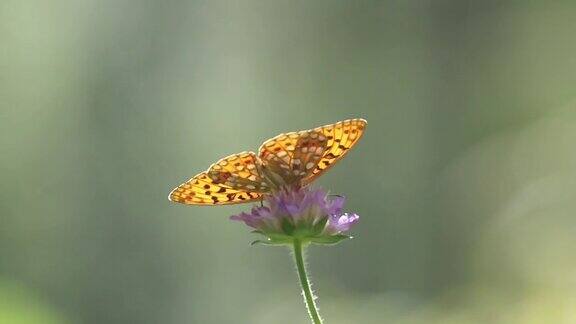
281,218,296,235
309,234,352,245
251,239,282,246
249,220,353,246
250,232,295,246
311,216,328,235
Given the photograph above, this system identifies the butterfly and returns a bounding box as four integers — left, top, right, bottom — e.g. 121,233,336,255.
168,118,367,205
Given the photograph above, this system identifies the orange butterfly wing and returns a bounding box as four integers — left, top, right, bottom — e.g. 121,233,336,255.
303,118,367,185
258,118,366,186
258,130,328,185
169,152,269,205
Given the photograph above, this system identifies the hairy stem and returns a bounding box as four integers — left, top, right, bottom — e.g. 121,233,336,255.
292,239,323,324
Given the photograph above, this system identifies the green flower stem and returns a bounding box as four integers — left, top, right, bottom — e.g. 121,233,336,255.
292,239,323,324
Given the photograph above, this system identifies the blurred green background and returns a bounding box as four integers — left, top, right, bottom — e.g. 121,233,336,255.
2,1,576,323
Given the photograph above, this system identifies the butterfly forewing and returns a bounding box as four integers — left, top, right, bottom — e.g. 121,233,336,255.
169,152,269,205
303,118,367,185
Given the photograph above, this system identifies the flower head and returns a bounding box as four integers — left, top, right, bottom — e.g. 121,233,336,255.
231,187,359,245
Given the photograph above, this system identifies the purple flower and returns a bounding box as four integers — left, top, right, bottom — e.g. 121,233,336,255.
231,187,359,245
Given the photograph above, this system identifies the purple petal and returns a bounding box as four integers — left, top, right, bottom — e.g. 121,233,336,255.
327,213,360,233
326,195,345,215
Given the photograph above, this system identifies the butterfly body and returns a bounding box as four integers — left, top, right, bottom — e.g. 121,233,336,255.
169,118,367,205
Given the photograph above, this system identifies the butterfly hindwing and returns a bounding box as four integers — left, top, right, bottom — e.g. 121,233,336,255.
258,133,298,180
207,152,270,192
169,172,263,205
258,130,328,185
290,130,328,179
